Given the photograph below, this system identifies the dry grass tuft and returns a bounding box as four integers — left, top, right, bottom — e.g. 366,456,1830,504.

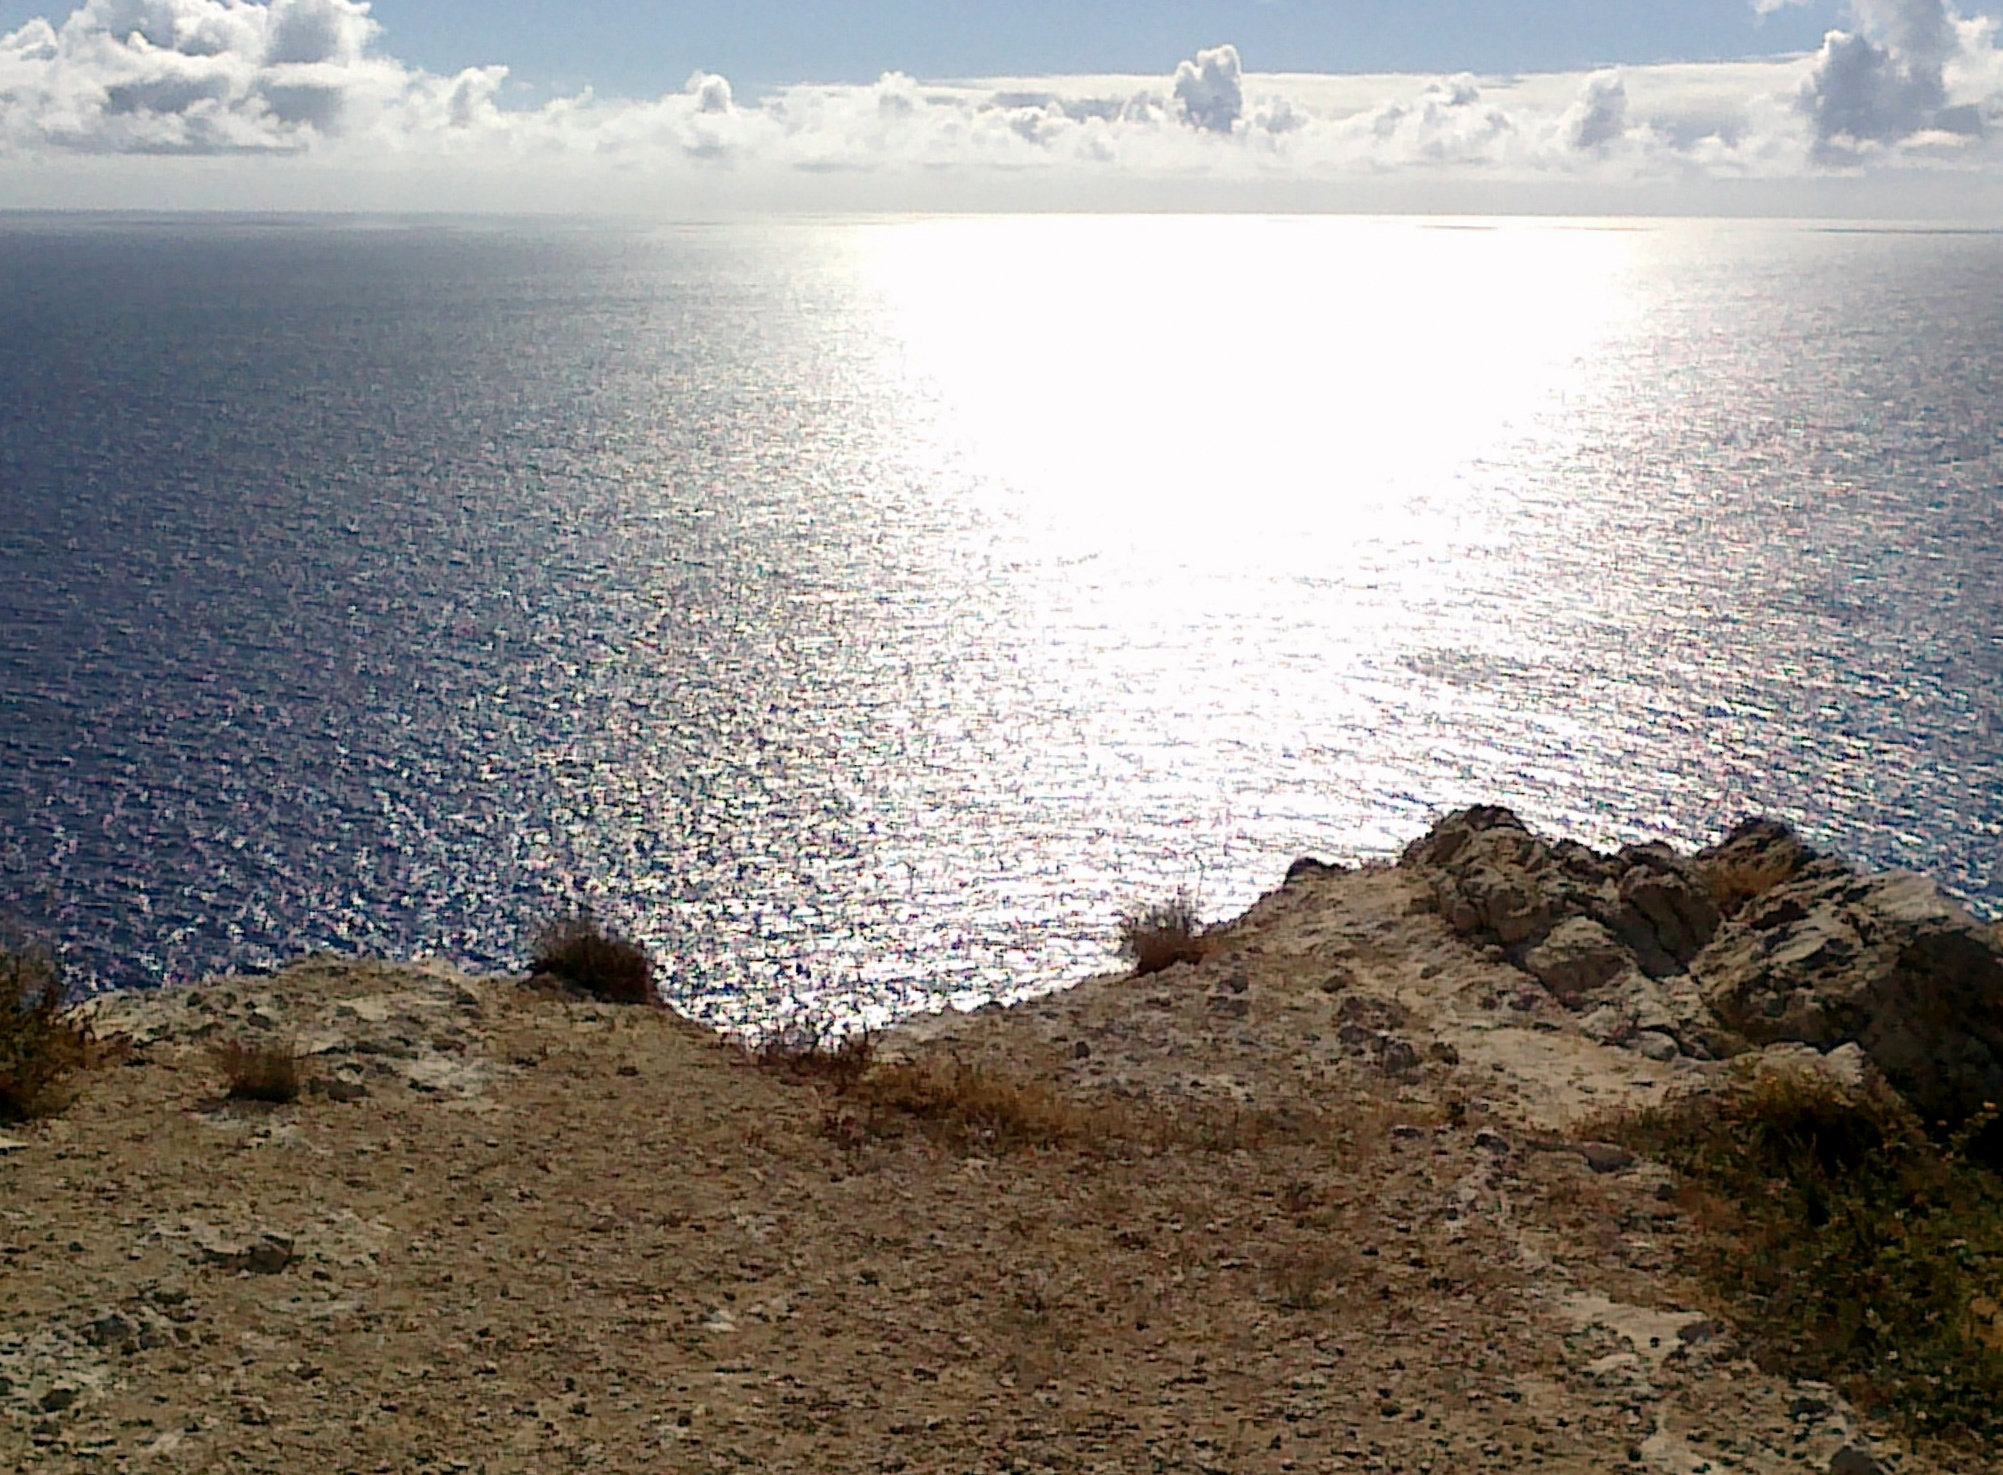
1117,890,1209,976
529,909,656,1005
793,1042,1335,1159
1265,1245,1349,1311
0,946,102,1122
750,1022,876,1093
1599,1067,2003,1452
837,1055,1130,1152
212,1039,305,1104
1151,1100,1331,1154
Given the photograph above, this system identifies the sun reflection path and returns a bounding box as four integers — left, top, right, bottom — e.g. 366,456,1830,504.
854,214,1645,558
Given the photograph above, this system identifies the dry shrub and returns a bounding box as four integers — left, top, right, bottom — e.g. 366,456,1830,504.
1150,1099,1331,1154
530,909,656,1005
0,947,100,1122
751,1023,875,1093
212,1039,304,1104
1601,1068,2003,1451
811,1051,1332,1159
1266,1245,1349,1311
1117,890,1208,976
842,1055,1130,1152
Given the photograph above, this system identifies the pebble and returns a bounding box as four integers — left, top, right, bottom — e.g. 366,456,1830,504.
1633,1032,1680,1062
1575,1142,1636,1174
1790,1385,1834,1420
195,1230,295,1275
39,1386,78,1413
1828,1446,1886,1475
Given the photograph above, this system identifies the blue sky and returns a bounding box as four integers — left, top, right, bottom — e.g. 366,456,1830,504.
173,1,1849,97
2,0,2001,215
0,0,1848,97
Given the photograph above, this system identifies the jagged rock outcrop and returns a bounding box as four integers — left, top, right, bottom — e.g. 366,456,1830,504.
1404,806,2003,1127
1693,865,2003,1127
1402,807,1721,975
1400,807,1722,1054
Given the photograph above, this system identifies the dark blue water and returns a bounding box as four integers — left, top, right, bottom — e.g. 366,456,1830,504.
3,216,2000,1026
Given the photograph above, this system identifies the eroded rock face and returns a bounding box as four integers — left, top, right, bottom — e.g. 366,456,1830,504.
1615,850,1720,969
1401,808,1724,1054
1403,808,1721,978
1401,807,1587,949
1693,868,2003,1126
1404,806,2003,1128
1523,917,1630,1003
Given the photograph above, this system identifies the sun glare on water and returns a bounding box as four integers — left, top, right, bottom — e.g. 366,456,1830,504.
853,214,1645,561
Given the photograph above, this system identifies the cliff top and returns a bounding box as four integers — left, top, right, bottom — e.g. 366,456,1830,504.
7,809,2001,1474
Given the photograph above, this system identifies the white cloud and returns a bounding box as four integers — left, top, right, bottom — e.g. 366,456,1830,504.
1173,42,1243,134
1789,0,1995,157
2,5,2003,213
1560,69,1631,151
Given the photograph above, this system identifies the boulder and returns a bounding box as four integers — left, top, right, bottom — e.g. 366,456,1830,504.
1696,818,1818,918
1406,809,1723,985
1402,807,1592,948
1739,1041,1875,1095
1575,970,1713,1054
1405,808,1720,980
1523,918,1630,1003
1614,848,1720,966
192,1227,294,1276
1695,868,2003,1126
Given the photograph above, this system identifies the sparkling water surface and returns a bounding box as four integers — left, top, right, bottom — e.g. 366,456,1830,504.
2,215,1999,1029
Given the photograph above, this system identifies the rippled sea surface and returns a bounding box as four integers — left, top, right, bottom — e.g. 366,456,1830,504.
3,215,1999,1026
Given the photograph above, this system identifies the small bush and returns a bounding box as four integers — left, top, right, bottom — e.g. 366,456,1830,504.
752,1023,875,1092
212,1039,304,1104
1117,890,1208,976
530,909,656,1005
1602,1068,2003,1450
0,947,97,1123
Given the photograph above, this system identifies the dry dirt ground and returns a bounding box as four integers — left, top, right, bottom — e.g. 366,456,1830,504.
0,864,1941,1474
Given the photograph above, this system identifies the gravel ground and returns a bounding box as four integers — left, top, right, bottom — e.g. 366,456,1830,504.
0,865,1941,1474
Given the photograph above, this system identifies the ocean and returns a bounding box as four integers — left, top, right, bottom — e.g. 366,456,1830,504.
2,214,1999,1029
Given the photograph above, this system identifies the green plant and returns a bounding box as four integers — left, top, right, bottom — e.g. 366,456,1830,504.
530,909,656,1005
1603,1068,2003,1451
1117,890,1208,976
212,1039,304,1104
0,946,98,1122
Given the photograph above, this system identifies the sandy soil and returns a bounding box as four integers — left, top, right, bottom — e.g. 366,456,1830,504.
0,864,1938,1474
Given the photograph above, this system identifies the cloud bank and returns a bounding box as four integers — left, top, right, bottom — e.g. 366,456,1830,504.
2,0,2002,213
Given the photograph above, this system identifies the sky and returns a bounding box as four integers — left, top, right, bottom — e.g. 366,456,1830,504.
2,0,2002,215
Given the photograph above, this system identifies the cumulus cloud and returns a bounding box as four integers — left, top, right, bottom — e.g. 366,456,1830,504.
0,0,395,152
1173,43,1242,133
687,69,731,115
1561,70,1631,151
3,3,2003,210
1797,0,1994,154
